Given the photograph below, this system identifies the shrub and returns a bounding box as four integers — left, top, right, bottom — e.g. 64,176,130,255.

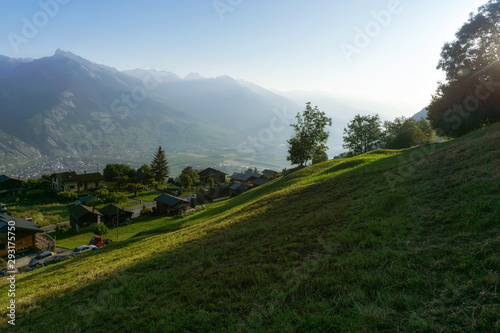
0,257,6,270
140,208,153,216
93,224,109,236
57,191,78,203
55,224,71,233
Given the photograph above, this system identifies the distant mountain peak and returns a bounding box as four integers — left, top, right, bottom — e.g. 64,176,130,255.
184,72,205,81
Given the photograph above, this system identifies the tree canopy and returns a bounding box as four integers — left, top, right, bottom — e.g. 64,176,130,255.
384,117,434,149
150,146,170,183
428,0,500,137
287,102,332,166
343,114,383,156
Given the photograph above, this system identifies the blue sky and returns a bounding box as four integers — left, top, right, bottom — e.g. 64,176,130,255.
0,0,489,117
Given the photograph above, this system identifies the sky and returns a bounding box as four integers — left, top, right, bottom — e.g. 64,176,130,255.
0,0,489,118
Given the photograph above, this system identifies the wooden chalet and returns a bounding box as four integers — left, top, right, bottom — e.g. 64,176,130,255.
0,215,45,256
0,175,25,197
154,194,190,216
99,204,134,227
198,168,227,184
68,204,103,232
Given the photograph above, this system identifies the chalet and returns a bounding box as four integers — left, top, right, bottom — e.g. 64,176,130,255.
0,174,25,197
99,204,134,227
198,168,227,184
51,171,104,192
229,182,250,196
262,169,278,179
154,194,190,216
68,204,103,232
0,215,47,257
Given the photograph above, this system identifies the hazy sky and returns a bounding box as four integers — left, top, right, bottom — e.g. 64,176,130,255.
0,0,488,117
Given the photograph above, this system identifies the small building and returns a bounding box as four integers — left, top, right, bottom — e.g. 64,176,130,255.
99,204,134,227
154,194,191,216
0,215,45,256
262,169,279,179
0,174,25,197
230,172,262,184
51,171,104,192
229,182,250,197
68,204,103,232
251,178,270,187
198,168,227,184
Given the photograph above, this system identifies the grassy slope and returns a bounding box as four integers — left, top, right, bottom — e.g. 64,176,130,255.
1,124,499,332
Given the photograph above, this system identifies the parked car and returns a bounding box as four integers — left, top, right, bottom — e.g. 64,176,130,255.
29,251,55,267
89,235,112,248
71,245,98,256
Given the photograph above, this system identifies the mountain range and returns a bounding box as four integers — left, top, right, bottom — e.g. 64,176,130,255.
0,50,426,176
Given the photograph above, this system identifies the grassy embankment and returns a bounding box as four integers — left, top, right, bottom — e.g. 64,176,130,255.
0,123,498,332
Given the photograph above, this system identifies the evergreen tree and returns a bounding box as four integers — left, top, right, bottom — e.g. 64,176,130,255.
150,146,170,183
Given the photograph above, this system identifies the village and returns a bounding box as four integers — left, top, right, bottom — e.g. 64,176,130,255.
0,165,279,272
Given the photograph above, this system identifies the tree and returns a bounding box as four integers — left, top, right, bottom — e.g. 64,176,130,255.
287,102,332,166
343,114,384,155
428,1,500,137
180,174,193,189
207,177,215,189
126,183,148,197
150,146,170,183
245,168,254,173
93,224,108,236
103,164,135,182
180,166,199,182
115,176,129,189
383,117,433,149
312,150,329,164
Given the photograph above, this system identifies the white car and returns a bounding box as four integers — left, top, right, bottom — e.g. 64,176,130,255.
29,251,55,267
71,245,98,255
0,203,7,213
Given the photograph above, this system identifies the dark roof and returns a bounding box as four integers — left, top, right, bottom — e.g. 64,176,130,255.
198,168,227,178
230,172,262,182
0,215,43,233
53,172,103,183
251,178,270,186
0,174,24,184
99,204,133,217
154,193,189,207
69,204,103,219
262,169,278,175
77,195,94,204
229,182,247,191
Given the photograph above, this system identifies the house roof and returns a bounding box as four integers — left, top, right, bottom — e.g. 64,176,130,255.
53,172,103,183
154,194,189,207
230,172,262,182
229,182,247,191
99,204,133,217
68,204,103,219
198,167,227,178
0,174,24,184
251,178,270,186
0,215,44,233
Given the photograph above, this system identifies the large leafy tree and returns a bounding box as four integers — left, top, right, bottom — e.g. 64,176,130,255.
343,114,384,156
287,102,332,166
428,0,500,137
383,117,434,149
150,146,170,183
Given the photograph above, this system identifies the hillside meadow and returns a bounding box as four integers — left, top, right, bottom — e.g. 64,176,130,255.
1,123,499,332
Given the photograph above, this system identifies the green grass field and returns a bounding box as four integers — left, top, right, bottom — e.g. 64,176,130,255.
5,202,72,227
1,123,498,332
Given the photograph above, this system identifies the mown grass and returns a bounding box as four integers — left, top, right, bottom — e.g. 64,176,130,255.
1,123,499,332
